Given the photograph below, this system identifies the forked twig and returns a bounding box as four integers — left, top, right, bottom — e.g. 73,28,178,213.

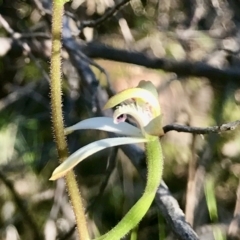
79,0,130,30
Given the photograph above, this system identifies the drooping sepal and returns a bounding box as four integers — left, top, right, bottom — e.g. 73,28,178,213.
50,137,147,180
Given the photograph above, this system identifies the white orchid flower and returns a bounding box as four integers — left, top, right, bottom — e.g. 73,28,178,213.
50,80,164,180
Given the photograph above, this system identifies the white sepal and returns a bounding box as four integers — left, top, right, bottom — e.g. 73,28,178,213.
50,137,147,180
65,117,143,137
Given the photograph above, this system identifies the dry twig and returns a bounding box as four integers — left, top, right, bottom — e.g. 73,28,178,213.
163,120,240,134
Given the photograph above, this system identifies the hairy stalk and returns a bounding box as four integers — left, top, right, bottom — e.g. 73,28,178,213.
50,1,89,239
96,138,163,240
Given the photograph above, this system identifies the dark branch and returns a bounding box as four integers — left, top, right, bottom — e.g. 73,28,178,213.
163,120,240,134
156,182,199,240
79,0,130,30
4,36,240,85
81,42,240,85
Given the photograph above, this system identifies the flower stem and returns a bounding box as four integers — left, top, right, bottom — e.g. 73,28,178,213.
50,1,89,239
96,138,163,240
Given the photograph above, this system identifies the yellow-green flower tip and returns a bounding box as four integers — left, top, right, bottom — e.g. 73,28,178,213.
49,160,73,181
49,176,55,181
137,80,159,99
104,81,160,117
49,170,64,181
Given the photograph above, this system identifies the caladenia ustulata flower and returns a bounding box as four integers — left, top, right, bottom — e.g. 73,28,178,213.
50,80,164,240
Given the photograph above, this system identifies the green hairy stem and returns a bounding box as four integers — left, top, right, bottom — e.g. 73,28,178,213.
96,138,163,240
50,1,89,239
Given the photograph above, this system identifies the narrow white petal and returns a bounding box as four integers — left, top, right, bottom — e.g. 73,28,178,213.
50,137,147,180
65,117,143,137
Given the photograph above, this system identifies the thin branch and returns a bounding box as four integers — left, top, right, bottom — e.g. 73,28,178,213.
0,82,36,111
79,0,130,30
86,147,118,213
49,178,66,219
63,16,100,112
0,171,42,240
70,46,114,96
163,120,240,134
32,0,52,16
17,32,50,39
185,134,198,226
44,179,65,240
0,14,50,82
117,17,135,44
0,79,48,111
